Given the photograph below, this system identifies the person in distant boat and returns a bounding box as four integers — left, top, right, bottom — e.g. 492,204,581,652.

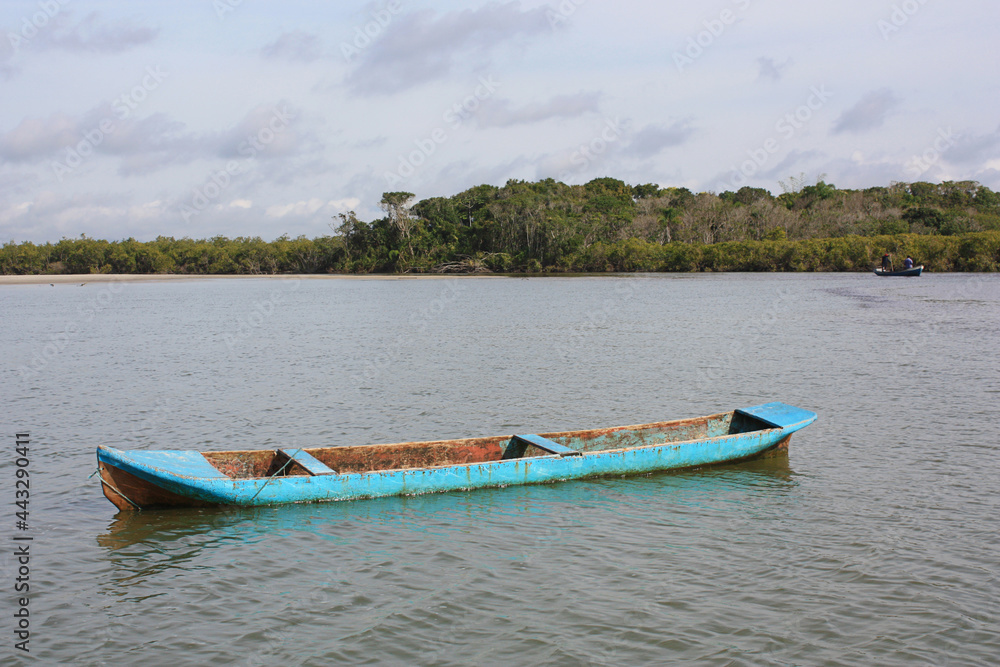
903,256,914,270
881,253,892,272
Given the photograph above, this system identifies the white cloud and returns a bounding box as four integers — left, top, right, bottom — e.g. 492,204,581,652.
832,88,901,135
0,201,32,225
756,57,791,82
329,198,361,211
260,30,323,62
41,12,159,54
265,198,360,218
344,3,550,95
622,121,697,159
0,113,82,161
476,92,602,128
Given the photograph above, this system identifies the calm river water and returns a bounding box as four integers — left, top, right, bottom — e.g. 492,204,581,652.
2,273,998,665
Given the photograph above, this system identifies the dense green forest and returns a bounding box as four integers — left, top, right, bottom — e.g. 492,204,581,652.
3,179,1000,274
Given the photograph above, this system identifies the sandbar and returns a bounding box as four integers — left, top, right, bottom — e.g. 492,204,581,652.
0,273,503,285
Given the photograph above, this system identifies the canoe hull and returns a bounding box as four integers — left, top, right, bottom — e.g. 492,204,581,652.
97,403,816,511
874,265,923,276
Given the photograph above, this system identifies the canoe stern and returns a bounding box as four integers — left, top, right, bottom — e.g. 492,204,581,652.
735,402,818,431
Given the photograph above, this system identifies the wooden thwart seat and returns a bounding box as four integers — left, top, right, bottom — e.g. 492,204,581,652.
511,434,581,457
278,449,338,475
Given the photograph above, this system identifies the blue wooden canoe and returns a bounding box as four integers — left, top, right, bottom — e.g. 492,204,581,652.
96,402,817,511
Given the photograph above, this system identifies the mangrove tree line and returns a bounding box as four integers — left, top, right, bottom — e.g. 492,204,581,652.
3,178,999,274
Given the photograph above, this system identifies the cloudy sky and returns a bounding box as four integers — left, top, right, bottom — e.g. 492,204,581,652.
2,0,998,243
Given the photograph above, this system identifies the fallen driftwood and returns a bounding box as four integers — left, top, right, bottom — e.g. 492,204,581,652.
430,255,500,274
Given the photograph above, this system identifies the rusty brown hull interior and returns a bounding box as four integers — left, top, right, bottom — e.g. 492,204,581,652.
197,411,755,480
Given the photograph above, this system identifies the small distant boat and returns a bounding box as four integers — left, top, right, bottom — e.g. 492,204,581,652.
96,402,817,511
874,265,923,277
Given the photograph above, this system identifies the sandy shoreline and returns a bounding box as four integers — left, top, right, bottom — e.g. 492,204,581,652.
0,273,505,285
